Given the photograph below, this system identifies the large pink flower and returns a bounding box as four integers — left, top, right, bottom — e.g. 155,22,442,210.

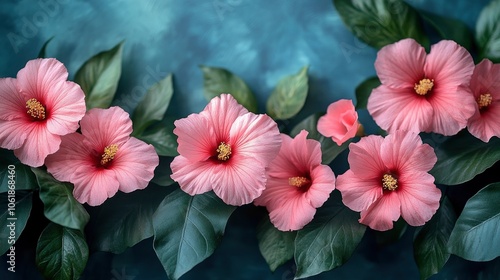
336,130,441,231
317,99,361,146
45,107,158,206
467,59,500,142
170,94,281,206
254,130,336,231
0,58,86,167
367,39,476,136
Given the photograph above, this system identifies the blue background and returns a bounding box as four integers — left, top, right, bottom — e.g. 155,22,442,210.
0,0,497,279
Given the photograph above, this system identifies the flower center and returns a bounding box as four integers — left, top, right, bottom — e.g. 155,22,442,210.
216,142,232,161
414,78,434,96
100,144,118,166
288,176,310,188
382,174,398,191
26,98,46,120
477,93,492,109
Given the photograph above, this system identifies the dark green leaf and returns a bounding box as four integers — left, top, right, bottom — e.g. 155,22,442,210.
256,216,296,272
0,191,32,255
153,190,236,280
200,65,258,113
291,113,350,164
266,66,309,120
132,74,174,135
36,223,89,280
294,191,366,279
355,76,380,110
448,182,500,261
0,161,37,193
86,184,172,254
430,132,500,185
74,42,123,109
375,218,407,246
136,117,178,157
37,36,54,58
414,197,456,279
31,168,89,231
333,0,429,49
419,11,473,50
151,157,175,187
476,0,500,62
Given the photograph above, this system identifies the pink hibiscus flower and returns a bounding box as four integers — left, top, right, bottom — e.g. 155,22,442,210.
0,58,86,167
45,106,159,206
317,99,362,146
367,39,476,136
254,130,336,231
336,130,441,231
170,94,281,206
467,59,500,142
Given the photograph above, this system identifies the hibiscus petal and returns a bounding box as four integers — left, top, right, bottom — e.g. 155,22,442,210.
286,130,322,172
468,102,500,142
317,99,358,146
336,170,383,212
14,123,61,167
45,133,90,182
265,135,299,178
80,107,133,149
201,94,248,142
253,176,294,210
174,113,215,162
268,194,317,231
45,80,86,135
0,119,29,150
347,135,386,179
0,78,27,121
359,191,401,231
112,138,158,193
72,165,119,206
470,59,500,99
170,156,215,195
305,165,336,208
16,58,69,101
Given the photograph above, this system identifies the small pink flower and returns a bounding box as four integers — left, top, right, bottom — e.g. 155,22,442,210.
317,99,361,145
467,59,500,142
254,130,336,231
170,94,281,206
336,130,441,231
45,107,158,206
0,58,86,167
367,39,476,136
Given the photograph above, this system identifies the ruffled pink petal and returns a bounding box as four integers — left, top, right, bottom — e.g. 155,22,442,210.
230,113,281,167
80,107,132,150
201,94,248,142
0,119,29,150
359,191,401,231
174,113,215,162
14,122,61,167
347,135,386,179
265,135,299,178
0,78,26,121
45,80,86,135
286,130,322,170
398,171,440,226
112,137,158,193
470,59,500,99
45,133,91,182
71,165,119,206
336,170,383,212
268,193,317,231
317,99,359,146
368,85,434,134
16,58,69,101
305,165,336,208
253,177,291,209
375,38,426,89
468,102,500,142
211,154,267,206
170,156,215,195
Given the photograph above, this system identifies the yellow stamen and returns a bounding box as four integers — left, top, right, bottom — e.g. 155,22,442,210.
477,93,492,109
100,144,118,165
382,174,398,191
414,78,434,96
216,142,231,161
26,98,46,120
288,176,310,188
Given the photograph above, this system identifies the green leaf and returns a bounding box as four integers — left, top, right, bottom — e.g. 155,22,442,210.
36,223,89,280
0,161,37,193
266,66,309,120
430,132,500,185
31,168,89,231
200,65,258,113
0,191,33,255
136,117,178,157
290,113,350,164
86,184,171,254
414,197,457,280
37,36,54,58
419,11,473,50
132,74,174,135
476,0,500,62
153,190,236,280
355,76,380,110
333,0,429,49
151,157,176,187
375,218,407,246
294,191,366,279
256,216,296,272
448,182,500,261
74,42,123,109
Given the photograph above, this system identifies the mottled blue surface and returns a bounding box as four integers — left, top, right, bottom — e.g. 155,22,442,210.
0,0,495,279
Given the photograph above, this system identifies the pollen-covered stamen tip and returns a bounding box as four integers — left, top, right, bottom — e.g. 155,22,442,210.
288,176,310,188
414,78,434,96
101,144,119,165
217,142,232,161
477,93,492,109
382,174,398,191
26,98,46,120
